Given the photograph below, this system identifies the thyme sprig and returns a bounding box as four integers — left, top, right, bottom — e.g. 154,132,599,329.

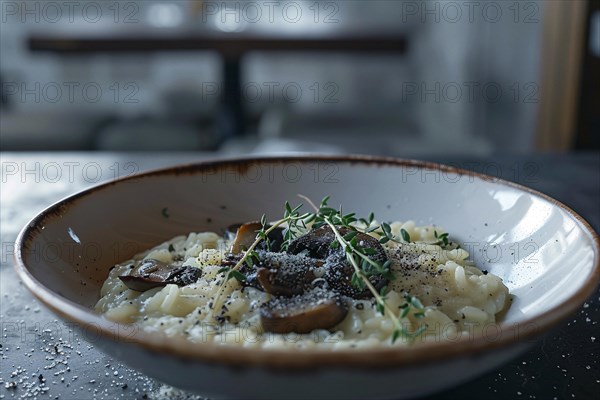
279,202,312,251
433,230,450,248
298,195,427,343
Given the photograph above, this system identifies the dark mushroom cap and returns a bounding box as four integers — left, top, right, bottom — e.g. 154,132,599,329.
118,259,201,292
287,225,340,259
223,251,321,295
288,226,389,299
255,252,320,296
260,287,349,334
324,251,388,299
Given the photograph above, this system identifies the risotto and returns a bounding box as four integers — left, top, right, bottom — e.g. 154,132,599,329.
95,214,510,349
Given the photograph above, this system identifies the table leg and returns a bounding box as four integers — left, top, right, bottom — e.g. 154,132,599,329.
217,56,244,142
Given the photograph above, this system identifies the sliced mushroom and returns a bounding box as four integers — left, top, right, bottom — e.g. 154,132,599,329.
119,259,201,291
287,225,339,258
222,251,321,295
229,222,285,253
288,226,389,299
324,251,388,299
255,252,319,296
230,222,261,253
260,287,348,334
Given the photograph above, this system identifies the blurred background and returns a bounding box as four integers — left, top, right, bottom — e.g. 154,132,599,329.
0,0,598,156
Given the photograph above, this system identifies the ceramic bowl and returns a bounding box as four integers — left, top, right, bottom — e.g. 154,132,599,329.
14,156,600,399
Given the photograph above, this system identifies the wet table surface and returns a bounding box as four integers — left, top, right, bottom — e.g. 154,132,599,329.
1,152,598,400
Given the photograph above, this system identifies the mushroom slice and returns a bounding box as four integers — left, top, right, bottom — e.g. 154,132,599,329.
256,252,318,296
230,222,285,253
324,231,389,299
223,251,321,295
260,287,348,334
230,222,261,253
288,226,390,299
287,225,338,259
119,259,201,292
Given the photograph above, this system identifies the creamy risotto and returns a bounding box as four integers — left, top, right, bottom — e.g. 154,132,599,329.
96,218,510,349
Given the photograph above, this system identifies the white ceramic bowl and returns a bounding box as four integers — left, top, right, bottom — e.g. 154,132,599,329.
14,156,600,399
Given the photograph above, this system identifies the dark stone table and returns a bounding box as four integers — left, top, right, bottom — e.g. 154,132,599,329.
1,152,598,399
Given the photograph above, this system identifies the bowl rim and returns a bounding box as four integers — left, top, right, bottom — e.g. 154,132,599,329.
13,154,600,369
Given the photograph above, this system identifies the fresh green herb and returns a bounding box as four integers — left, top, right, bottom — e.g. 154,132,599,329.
434,230,450,248
168,244,175,252
376,223,412,245
378,222,393,244
376,286,389,315
217,266,229,274
229,270,247,282
217,267,247,283
237,247,260,270
359,212,377,233
278,202,312,251
400,304,411,319
400,229,411,243
391,329,401,343
406,294,424,309
258,214,270,250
